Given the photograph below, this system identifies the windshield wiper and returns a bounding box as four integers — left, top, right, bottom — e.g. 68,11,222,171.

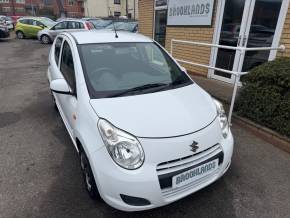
107,83,168,97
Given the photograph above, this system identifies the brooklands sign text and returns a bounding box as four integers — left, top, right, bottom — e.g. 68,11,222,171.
167,0,215,26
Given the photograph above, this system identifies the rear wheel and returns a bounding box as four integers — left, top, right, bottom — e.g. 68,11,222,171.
41,35,51,44
79,150,100,200
16,31,24,39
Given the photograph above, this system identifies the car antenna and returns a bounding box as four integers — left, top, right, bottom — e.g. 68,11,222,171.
112,18,118,38
108,8,118,38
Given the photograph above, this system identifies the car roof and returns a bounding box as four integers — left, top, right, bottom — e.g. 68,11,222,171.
59,19,85,22
19,17,43,21
68,30,152,44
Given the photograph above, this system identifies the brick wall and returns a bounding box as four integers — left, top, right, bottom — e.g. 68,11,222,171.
138,0,154,38
138,0,218,76
278,3,290,57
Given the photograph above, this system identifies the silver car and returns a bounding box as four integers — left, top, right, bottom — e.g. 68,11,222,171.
37,19,94,44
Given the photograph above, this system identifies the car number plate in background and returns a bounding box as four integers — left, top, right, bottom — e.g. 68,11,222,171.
172,159,219,188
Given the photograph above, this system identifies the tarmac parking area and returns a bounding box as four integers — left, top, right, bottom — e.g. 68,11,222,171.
0,37,290,218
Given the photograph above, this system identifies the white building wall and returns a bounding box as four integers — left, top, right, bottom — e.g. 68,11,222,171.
84,0,138,19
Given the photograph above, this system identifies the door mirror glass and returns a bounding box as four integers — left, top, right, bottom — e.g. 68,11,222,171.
50,79,71,95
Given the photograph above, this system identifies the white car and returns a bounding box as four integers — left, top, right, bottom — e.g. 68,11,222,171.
47,30,233,211
0,16,13,30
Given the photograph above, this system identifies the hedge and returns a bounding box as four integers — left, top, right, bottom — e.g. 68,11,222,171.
236,57,290,137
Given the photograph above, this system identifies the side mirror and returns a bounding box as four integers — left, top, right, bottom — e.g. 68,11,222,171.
40,24,45,29
50,79,72,95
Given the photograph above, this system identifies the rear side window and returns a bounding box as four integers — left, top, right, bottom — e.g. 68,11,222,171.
68,21,84,29
54,37,63,65
60,41,76,93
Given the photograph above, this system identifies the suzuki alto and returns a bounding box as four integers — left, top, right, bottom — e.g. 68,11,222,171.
47,30,233,211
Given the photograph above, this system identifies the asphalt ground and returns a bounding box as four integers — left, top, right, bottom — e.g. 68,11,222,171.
0,36,290,218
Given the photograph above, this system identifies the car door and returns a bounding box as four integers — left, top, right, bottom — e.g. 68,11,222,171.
50,21,67,40
29,20,43,37
19,19,32,36
57,39,78,136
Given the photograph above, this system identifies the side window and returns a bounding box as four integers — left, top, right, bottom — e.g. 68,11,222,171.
67,21,75,29
32,20,37,26
79,22,84,29
68,21,84,29
27,19,33,25
20,19,28,24
54,22,67,30
36,21,44,27
54,37,63,65
60,41,76,93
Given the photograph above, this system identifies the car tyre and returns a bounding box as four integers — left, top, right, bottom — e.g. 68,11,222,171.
50,91,58,111
41,35,51,44
16,31,24,39
79,149,100,200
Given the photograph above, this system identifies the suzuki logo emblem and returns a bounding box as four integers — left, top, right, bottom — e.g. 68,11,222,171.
190,141,199,152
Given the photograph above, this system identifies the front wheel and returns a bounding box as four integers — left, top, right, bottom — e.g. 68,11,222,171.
80,150,99,200
41,35,51,44
16,31,24,39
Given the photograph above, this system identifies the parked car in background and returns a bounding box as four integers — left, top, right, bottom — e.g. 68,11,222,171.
37,19,94,44
15,17,56,39
0,23,10,38
105,21,138,33
86,18,113,29
0,16,14,30
48,30,233,211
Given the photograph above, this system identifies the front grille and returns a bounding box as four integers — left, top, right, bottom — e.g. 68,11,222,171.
156,143,223,197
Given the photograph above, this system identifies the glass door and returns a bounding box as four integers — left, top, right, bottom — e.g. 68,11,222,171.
154,0,168,47
154,9,167,47
211,0,285,83
242,0,283,72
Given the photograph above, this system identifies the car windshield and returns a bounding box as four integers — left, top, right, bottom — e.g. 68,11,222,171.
40,19,55,27
90,19,112,29
105,22,137,32
79,42,193,98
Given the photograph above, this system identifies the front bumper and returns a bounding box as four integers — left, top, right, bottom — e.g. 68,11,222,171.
89,120,234,211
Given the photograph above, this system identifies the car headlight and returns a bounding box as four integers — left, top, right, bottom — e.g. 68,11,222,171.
213,99,229,138
98,119,145,170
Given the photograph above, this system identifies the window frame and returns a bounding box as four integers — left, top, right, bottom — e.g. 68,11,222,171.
59,40,77,96
54,36,63,66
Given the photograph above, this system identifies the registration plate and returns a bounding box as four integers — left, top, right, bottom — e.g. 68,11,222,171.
172,159,219,188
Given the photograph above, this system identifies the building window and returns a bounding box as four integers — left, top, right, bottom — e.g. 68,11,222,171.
114,11,121,17
68,0,75,6
2,7,11,12
0,0,10,3
114,0,120,5
15,0,25,3
15,7,25,12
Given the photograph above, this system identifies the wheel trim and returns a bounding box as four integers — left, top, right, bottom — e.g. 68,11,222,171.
17,32,23,38
42,36,49,43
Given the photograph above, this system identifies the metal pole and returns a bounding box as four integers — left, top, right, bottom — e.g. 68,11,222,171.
133,0,136,20
228,74,240,124
126,0,128,17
